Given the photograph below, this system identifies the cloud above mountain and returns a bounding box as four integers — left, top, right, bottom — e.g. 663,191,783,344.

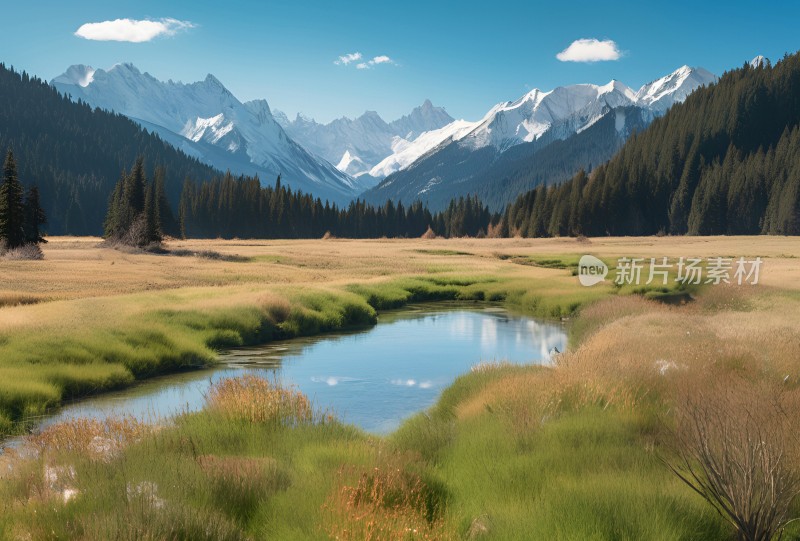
74,18,194,43
556,38,621,62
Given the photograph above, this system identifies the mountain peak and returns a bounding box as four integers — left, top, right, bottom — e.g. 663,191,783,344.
52,64,96,88
204,73,223,86
750,55,768,68
634,65,717,111
109,62,141,75
244,99,273,124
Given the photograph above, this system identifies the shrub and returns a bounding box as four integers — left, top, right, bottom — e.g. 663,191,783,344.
2,243,43,260
662,376,800,541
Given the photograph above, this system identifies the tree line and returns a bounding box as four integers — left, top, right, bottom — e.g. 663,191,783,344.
176,174,495,240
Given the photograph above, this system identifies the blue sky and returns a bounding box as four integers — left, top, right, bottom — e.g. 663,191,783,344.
3,0,799,123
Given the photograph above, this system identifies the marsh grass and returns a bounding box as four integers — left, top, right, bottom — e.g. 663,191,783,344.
322,463,454,541
206,375,316,426
31,416,151,460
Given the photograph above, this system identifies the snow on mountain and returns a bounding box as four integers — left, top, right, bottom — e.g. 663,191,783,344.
275,101,454,181
369,65,717,181
749,55,768,68
369,120,476,178
388,99,455,140
51,63,363,204
52,64,96,88
459,79,638,151
336,150,369,177
634,65,717,113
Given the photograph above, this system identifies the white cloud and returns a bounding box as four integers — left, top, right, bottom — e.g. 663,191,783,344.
75,18,194,43
556,39,621,62
334,52,362,65
346,55,396,70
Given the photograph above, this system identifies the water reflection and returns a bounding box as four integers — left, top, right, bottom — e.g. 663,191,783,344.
32,305,567,435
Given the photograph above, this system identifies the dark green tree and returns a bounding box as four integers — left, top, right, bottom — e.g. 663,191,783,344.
0,150,26,248
23,184,47,244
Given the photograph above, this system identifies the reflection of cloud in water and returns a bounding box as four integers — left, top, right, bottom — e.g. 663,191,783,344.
480,317,498,345
449,313,474,338
525,320,567,362
310,376,360,386
390,379,435,389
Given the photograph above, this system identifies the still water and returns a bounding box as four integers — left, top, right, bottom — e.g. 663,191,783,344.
36,304,567,434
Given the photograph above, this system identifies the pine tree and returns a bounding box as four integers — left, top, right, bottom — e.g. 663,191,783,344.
23,185,46,244
144,182,162,244
104,172,126,238
0,150,26,249
153,166,176,237
125,157,147,217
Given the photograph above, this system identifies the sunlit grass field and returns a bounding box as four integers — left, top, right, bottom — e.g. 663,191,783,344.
1,236,800,540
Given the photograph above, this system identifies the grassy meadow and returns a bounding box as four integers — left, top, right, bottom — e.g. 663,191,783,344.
1,236,800,540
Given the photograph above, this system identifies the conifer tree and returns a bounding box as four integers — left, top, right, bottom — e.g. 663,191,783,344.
22,185,46,244
0,150,25,248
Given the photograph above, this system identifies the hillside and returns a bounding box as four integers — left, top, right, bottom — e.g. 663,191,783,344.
0,64,219,235
506,53,800,236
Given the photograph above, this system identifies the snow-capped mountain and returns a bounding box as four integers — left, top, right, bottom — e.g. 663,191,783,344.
51,63,364,204
634,65,717,113
372,66,717,178
274,100,453,179
365,65,717,210
749,55,769,68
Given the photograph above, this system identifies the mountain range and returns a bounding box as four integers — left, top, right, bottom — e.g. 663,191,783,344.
365,65,718,209
51,62,718,210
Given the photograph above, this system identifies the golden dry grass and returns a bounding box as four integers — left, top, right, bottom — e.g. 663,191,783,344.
30,416,151,460
206,375,315,426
